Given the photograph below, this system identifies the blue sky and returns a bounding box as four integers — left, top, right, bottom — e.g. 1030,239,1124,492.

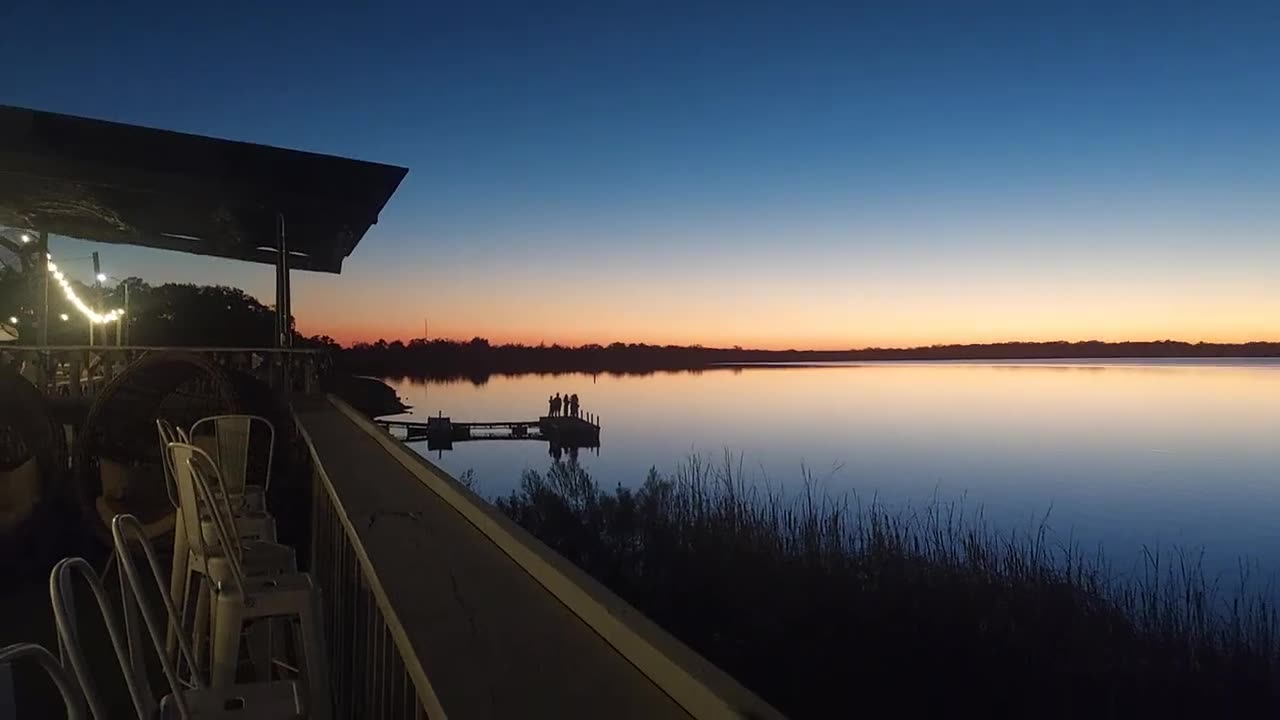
2,1,1277,346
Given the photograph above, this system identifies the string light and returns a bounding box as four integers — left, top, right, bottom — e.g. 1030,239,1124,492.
46,252,125,324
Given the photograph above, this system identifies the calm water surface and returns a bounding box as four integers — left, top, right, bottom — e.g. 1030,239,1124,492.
384,360,1280,580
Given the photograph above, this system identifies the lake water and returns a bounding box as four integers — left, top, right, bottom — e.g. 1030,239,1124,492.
383,360,1280,583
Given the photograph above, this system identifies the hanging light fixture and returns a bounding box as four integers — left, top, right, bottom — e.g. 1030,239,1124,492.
46,252,126,324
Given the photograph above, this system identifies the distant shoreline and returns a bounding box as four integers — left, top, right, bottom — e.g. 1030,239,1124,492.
332,339,1280,381
718,356,1280,367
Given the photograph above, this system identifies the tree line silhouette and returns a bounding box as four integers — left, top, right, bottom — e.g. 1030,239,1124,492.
1,272,281,346
5,269,1274,379
336,336,1280,383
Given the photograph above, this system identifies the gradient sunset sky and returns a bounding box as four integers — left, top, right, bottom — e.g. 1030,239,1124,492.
3,1,1277,349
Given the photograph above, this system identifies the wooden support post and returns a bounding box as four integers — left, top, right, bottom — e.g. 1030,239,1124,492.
275,213,293,390
28,230,52,389
275,213,291,349
36,231,49,347
68,355,82,399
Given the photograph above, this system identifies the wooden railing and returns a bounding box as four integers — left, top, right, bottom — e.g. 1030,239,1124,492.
0,345,328,399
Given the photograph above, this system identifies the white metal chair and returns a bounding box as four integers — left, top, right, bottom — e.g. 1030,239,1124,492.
50,555,157,719
189,415,275,514
158,421,281,666
0,642,84,720
112,514,307,719
160,419,278,544
187,455,331,720
168,442,296,680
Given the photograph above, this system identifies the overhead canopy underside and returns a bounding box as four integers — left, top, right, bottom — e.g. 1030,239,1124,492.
0,105,407,273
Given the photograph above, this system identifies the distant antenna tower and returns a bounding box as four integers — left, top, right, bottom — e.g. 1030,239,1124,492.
423,318,428,341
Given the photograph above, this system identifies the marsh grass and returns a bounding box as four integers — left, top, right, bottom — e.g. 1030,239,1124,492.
496,453,1280,718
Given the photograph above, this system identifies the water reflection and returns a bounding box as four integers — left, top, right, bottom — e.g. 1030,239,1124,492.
386,360,1280,581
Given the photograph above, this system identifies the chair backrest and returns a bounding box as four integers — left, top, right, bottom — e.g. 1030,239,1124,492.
155,419,186,509
166,440,241,560
0,643,85,720
112,514,204,719
170,443,249,597
189,414,276,496
49,557,152,719
166,442,211,565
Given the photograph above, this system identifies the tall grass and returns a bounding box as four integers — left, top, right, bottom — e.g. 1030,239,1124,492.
495,453,1280,718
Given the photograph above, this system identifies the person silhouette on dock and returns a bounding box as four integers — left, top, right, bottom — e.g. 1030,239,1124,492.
548,394,555,417
551,393,562,417
569,393,580,418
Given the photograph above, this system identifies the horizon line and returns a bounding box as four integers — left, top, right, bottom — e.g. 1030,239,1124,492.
331,337,1280,353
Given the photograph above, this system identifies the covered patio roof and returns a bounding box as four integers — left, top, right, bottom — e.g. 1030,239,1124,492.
0,105,408,273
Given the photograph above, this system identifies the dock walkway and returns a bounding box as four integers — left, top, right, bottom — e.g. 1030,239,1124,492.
379,414,601,450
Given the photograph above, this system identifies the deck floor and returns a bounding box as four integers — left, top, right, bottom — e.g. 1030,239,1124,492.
295,399,690,719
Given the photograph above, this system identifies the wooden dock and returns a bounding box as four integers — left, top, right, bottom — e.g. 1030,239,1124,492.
380,414,602,451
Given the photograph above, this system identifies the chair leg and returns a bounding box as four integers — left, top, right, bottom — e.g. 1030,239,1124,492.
246,618,273,682
209,599,243,688
193,575,212,677
288,619,303,676
298,591,333,720
166,527,189,663
174,570,194,681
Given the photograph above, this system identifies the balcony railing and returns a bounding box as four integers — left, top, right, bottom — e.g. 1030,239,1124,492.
0,345,327,399
309,447,444,718
292,395,783,719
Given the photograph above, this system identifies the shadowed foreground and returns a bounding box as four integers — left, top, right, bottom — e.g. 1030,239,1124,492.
495,456,1280,718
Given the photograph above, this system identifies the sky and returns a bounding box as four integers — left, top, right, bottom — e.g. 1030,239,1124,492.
2,1,1277,349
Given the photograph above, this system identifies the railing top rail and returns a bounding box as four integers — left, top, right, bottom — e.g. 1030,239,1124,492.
0,345,325,354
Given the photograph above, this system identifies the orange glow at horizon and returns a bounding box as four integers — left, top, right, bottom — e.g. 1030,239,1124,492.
308,328,1280,350
293,273,1279,349
64,219,1276,352
282,228,1280,349
302,307,1280,350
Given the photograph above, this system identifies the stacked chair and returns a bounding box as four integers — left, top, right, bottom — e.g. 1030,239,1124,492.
188,415,276,516
5,413,332,718
159,419,296,678
170,439,329,716
0,643,83,719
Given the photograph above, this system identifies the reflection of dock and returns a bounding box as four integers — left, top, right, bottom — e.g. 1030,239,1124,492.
380,415,601,451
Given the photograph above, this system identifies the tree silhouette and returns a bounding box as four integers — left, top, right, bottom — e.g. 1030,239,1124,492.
1,274,284,347
118,281,277,346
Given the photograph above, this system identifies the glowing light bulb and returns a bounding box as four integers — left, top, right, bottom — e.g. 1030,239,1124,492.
60,313,69,321
42,250,133,326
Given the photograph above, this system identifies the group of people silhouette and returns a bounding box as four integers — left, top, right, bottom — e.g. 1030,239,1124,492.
548,392,581,418
548,443,583,462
